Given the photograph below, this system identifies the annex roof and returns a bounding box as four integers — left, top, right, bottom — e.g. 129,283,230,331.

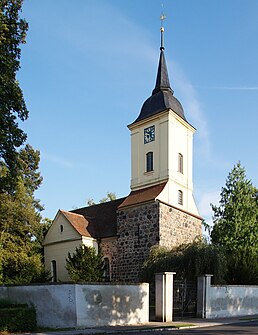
60,210,92,238
71,197,126,238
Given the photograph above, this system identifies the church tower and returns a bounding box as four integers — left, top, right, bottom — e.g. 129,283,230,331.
129,25,198,216
115,22,202,282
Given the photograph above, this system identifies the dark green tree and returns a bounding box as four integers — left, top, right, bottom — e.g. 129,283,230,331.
66,245,104,282
0,0,49,284
211,163,258,284
0,0,29,192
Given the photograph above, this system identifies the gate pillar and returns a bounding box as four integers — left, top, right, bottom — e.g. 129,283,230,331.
155,272,176,322
197,274,213,318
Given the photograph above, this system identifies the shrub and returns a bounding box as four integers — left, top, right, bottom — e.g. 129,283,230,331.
66,245,104,282
141,240,227,284
0,302,37,332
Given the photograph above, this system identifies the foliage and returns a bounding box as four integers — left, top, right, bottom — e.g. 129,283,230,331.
211,162,258,284
0,0,29,192
141,240,226,284
0,147,47,284
0,302,37,332
99,191,116,203
66,245,104,282
87,191,116,206
0,1,48,284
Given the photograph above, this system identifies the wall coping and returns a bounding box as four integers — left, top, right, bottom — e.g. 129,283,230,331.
0,282,149,288
211,285,258,288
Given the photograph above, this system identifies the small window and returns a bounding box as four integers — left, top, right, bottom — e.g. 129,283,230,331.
146,152,154,172
178,153,183,174
103,257,110,282
178,190,183,205
60,225,63,233
51,260,57,282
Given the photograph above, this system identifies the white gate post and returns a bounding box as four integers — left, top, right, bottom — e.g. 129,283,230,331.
197,274,213,318
155,272,176,322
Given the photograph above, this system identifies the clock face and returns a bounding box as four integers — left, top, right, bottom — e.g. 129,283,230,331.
144,125,155,144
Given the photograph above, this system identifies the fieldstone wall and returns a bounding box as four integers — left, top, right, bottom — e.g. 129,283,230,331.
115,200,202,282
159,202,202,248
100,237,118,281
116,202,160,282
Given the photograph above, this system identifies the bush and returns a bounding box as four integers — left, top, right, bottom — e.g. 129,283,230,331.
0,302,37,332
66,245,104,282
1,250,49,284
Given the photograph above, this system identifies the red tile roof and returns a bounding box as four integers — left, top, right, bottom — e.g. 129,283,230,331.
71,197,126,238
61,210,92,237
118,182,167,209
60,184,167,239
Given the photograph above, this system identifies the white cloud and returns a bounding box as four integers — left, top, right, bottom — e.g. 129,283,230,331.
197,189,220,226
41,152,75,169
212,86,258,90
169,60,211,158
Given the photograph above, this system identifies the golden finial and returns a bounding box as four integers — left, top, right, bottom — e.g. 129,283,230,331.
160,6,166,50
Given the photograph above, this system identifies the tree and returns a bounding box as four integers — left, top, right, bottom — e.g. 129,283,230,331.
211,163,258,284
66,245,104,282
141,240,226,284
0,0,49,284
0,0,29,192
0,178,45,283
0,146,48,284
86,191,116,206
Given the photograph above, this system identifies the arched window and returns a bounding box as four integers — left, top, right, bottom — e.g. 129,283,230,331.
51,260,57,282
178,190,183,205
60,225,63,232
103,257,110,282
178,153,183,174
146,152,154,172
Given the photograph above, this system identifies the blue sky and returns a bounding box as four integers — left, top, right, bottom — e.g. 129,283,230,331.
19,0,258,226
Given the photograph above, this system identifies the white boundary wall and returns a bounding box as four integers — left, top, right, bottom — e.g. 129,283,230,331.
197,275,258,318
0,283,149,328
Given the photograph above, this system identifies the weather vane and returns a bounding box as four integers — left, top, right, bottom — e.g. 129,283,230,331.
160,4,166,50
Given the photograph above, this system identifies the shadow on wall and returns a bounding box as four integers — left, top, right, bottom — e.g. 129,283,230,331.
209,285,258,318
77,283,149,327
0,283,149,328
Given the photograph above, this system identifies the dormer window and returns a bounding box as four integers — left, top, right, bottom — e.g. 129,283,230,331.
146,152,154,172
178,153,183,174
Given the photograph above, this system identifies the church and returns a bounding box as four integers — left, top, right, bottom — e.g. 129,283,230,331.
43,25,202,283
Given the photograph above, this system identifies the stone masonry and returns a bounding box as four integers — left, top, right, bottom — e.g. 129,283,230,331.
159,202,202,249
116,202,160,282
100,237,118,281
114,200,202,282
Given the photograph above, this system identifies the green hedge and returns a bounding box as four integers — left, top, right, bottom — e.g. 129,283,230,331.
0,305,37,332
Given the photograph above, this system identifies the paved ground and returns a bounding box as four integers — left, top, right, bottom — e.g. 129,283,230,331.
111,320,258,335
18,315,258,335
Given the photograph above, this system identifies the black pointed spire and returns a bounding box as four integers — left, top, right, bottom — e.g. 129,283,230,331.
152,19,173,95
131,16,187,125
152,48,173,95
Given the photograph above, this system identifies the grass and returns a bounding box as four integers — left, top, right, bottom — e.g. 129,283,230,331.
239,316,258,321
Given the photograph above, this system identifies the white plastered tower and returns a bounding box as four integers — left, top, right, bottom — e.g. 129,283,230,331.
128,27,199,216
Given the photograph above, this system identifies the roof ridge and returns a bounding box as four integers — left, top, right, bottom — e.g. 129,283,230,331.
70,196,127,213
